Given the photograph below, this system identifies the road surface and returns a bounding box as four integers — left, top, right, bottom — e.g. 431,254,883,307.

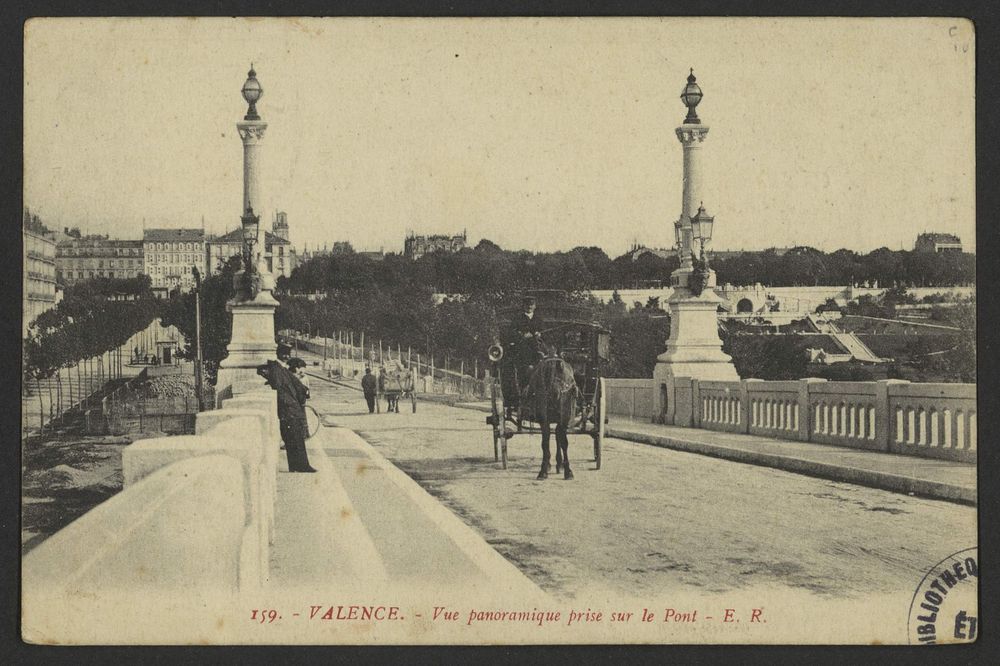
307,376,977,602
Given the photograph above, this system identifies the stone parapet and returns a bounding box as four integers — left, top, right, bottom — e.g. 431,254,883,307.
606,377,977,463
23,455,248,596
28,388,284,603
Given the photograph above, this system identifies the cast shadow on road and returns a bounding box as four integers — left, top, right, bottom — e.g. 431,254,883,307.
365,425,483,433
319,411,378,418
398,456,513,483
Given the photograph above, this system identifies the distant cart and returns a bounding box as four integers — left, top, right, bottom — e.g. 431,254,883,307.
379,361,417,413
485,290,610,470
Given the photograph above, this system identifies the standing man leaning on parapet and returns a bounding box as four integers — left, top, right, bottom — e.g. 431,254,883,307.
257,343,317,473
361,366,378,414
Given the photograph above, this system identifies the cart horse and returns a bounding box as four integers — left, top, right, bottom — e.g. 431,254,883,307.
380,359,417,413
485,292,610,476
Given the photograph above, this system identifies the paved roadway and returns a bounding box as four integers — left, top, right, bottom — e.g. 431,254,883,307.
306,376,976,602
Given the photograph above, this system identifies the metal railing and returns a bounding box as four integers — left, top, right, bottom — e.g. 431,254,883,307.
281,330,490,400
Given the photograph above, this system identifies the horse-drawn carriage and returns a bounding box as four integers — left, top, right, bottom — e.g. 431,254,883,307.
485,291,610,477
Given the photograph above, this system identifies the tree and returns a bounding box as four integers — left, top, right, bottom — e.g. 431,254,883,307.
911,301,975,382
160,256,239,383
593,300,670,378
24,278,160,387
721,331,810,380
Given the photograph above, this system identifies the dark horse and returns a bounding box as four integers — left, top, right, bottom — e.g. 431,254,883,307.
521,353,580,480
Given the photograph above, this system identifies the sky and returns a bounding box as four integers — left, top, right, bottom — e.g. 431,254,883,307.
24,17,976,256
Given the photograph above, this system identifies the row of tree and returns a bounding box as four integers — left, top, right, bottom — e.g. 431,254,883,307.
280,241,680,294
279,242,975,295
275,288,502,373
23,276,160,382
713,246,975,289
275,287,975,384
24,258,972,391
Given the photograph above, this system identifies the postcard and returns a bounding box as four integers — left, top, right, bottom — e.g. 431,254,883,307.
21,16,976,645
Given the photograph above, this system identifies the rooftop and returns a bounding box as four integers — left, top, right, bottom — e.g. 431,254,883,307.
210,228,290,245
58,238,142,247
143,228,206,242
917,232,961,243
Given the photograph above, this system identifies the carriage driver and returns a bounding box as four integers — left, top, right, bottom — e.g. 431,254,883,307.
507,296,543,389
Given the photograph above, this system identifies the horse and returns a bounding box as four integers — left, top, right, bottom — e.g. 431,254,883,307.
520,349,580,480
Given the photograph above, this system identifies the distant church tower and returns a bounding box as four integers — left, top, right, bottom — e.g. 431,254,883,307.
273,210,289,241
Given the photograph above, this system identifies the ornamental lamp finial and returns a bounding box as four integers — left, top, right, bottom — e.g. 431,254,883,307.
241,64,263,121
680,68,703,124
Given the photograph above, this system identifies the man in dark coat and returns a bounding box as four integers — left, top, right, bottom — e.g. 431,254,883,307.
507,296,543,388
361,366,378,414
257,344,317,473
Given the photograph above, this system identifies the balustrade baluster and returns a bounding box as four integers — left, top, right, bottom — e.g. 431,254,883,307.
968,411,977,451
929,408,939,447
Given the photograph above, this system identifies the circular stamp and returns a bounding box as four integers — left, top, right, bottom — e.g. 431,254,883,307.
907,547,978,645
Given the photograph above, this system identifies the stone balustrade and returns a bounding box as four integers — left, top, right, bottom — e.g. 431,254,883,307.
606,377,976,463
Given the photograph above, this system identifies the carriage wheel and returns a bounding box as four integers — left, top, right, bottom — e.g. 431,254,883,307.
593,377,606,470
501,432,509,470
489,379,502,463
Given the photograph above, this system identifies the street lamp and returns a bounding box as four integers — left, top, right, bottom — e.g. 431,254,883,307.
241,205,260,295
689,203,715,265
241,64,263,121
680,68,703,124
192,266,203,411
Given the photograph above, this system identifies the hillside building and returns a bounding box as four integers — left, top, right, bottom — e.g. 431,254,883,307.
915,232,963,253
404,230,467,260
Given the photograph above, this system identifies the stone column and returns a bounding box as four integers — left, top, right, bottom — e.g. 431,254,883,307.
676,125,708,271
238,120,266,236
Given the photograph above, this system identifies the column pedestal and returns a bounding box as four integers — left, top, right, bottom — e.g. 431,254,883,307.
217,292,279,396
654,274,739,383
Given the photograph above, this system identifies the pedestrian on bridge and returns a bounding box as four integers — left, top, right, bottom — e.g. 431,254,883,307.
289,357,310,389
361,366,377,414
257,344,317,473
